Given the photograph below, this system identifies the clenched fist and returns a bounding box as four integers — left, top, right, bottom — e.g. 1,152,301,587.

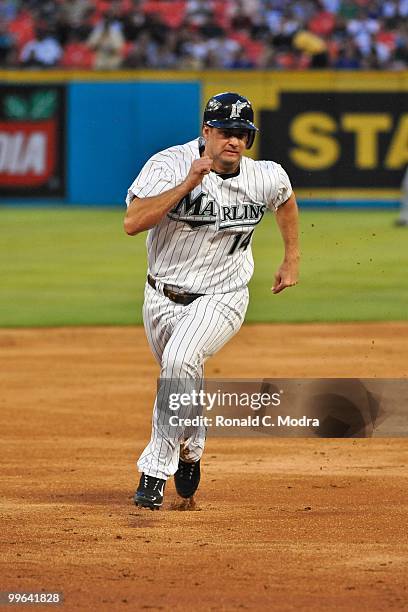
183,156,213,191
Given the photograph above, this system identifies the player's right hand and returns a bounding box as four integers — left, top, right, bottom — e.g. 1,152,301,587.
183,156,213,190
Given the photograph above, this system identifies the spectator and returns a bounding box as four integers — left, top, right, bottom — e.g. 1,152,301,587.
361,46,381,69
180,29,210,68
185,0,213,27
122,31,151,68
144,12,170,45
145,31,178,68
331,13,349,44
334,42,362,67
122,3,146,40
263,1,285,35
347,9,380,57
0,17,16,65
280,11,303,38
381,0,400,24
206,33,241,67
0,1,18,21
87,13,125,69
0,0,405,70
291,0,317,24
400,0,408,19
292,29,329,67
375,20,397,65
250,13,274,41
230,4,253,32
203,47,224,68
392,22,408,68
258,43,279,68
36,1,59,25
20,25,62,67
224,46,255,68
338,0,359,20
200,16,225,39
57,0,94,44
59,0,94,28
321,0,341,13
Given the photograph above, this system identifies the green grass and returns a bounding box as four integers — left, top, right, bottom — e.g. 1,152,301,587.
0,207,406,326
249,208,408,322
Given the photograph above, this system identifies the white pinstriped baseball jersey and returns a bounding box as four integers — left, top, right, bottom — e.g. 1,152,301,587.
126,138,292,294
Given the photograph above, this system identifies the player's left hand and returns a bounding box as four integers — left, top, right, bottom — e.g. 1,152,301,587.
271,259,299,294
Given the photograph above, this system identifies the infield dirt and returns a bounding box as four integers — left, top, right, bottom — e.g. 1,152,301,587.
2,323,408,611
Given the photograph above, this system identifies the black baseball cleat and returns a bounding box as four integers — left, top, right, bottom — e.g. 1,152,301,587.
134,473,166,510
174,458,201,499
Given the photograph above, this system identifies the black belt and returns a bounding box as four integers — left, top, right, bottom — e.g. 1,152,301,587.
147,275,204,306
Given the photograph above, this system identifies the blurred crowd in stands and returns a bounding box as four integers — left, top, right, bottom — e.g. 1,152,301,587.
0,0,407,70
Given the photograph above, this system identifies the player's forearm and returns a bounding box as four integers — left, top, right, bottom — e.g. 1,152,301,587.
124,181,192,235
275,192,300,261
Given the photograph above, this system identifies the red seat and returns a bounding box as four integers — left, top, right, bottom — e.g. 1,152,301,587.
213,0,233,29
143,1,186,28
122,40,134,58
309,11,336,36
8,10,35,51
244,39,265,62
61,43,95,69
229,32,265,62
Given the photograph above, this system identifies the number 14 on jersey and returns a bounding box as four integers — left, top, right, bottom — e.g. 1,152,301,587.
228,229,254,255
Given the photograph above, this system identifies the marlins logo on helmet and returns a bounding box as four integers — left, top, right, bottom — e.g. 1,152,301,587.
203,92,258,149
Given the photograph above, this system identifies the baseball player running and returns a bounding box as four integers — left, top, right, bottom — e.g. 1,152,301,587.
124,92,300,510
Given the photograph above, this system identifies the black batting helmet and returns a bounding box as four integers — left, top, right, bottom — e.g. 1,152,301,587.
203,92,259,149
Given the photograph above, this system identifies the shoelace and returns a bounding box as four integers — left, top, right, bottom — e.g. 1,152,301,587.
143,474,161,490
179,463,196,480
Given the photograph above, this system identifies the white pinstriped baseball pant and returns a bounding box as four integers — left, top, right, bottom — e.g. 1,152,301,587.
137,282,249,480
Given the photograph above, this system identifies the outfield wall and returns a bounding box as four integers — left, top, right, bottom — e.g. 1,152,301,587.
0,70,407,207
